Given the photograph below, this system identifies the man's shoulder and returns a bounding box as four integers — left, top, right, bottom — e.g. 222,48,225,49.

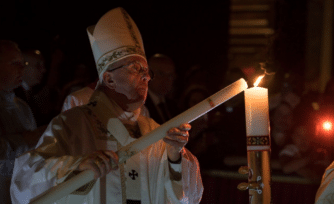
14,95,35,117
60,105,89,118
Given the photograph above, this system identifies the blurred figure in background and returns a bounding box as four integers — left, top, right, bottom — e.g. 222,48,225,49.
269,71,303,160
21,49,46,92
14,49,49,126
312,78,334,203
57,58,97,111
279,116,331,183
61,78,98,112
0,40,45,204
209,67,248,169
179,64,212,158
145,53,179,124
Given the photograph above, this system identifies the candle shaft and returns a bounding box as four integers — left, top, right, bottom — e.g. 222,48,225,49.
244,86,271,204
244,87,270,151
118,78,248,162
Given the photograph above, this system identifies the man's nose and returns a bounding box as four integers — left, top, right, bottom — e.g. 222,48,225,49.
141,72,151,82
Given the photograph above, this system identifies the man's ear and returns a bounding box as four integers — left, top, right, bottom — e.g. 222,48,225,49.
102,72,116,89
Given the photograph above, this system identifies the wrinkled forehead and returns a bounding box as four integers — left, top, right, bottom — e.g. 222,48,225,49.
107,55,147,71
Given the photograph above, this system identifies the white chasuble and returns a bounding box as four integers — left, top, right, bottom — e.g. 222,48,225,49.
316,161,334,203
10,89,203,204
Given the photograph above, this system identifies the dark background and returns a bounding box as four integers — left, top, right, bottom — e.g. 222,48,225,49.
0,1,231,92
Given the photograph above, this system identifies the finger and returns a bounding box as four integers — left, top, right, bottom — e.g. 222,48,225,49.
79,161,101,179
163,137,187,148
92,163,102,179
167,127,180,134
94,157,106,177
96,152,111,173
179,123,191,131
165,135,189,143
167,133,188,138
167,128,188,137
103,150,119,168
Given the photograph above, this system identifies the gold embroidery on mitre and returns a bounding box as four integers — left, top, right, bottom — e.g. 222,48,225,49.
120,8,141,48
96,46,145,75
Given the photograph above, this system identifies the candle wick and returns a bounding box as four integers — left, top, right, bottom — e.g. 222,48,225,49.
254,75,265,87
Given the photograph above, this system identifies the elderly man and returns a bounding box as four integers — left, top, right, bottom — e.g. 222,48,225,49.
61,79,151,117
0,40,44,204
10,7,203,204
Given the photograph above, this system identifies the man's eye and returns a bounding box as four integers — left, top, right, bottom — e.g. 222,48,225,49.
131,63,141,72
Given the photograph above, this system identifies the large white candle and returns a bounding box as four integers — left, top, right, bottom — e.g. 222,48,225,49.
30,78,248,204
118,78,249,162
244,87,270,151
244,79,271,204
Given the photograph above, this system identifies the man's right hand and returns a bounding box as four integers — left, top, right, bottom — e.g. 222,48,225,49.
77,150,119,179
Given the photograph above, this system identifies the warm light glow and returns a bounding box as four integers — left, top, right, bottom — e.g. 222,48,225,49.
323,121,333,131
254,75,265,87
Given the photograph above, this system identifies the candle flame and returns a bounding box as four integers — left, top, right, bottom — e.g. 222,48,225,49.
254,75,265,87
323,121,333,131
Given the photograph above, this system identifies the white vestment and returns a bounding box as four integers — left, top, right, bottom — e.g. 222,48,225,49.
61,85,151,117
11,90,203,204
0,91,36,204
315,161,334,203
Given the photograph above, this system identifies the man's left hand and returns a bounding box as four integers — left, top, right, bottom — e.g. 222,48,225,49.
163,123,191,162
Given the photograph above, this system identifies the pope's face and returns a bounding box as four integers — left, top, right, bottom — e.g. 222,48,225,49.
0,47,25,91
108,56,151,105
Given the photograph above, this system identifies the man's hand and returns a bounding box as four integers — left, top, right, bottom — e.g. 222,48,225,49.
163,123,191,162
77,150,119,179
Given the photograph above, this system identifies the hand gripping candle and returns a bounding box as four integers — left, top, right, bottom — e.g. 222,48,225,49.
243,75,271,204
30,78,248,204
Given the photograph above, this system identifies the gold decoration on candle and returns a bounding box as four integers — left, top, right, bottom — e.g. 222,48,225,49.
207,98,215,108
247,135,270,146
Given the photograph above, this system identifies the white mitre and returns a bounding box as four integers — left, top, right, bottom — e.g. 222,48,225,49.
87,7,146,78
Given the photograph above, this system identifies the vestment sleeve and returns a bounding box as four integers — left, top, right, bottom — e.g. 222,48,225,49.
315,161,334,203
165,148,204,204
146,118,204,204
10,114,84,204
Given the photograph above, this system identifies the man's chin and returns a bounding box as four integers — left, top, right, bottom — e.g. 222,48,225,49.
137,88,147,97
127,102,144,112
126,96,145,111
